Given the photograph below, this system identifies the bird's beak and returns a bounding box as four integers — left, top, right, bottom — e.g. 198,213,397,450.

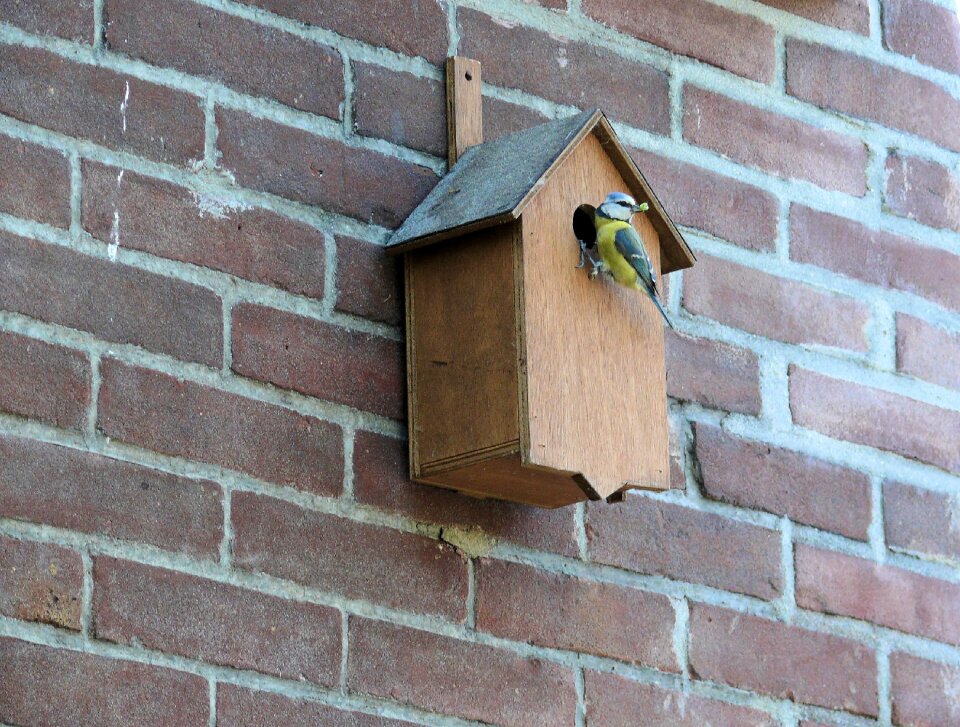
632,202,649,214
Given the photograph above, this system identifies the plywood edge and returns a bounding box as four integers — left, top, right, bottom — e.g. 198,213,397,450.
405,253,421,479
420,440,520,476
513,220,532,466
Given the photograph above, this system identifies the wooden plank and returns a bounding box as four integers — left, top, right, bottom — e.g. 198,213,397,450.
519,131,671,498
445,56,483,166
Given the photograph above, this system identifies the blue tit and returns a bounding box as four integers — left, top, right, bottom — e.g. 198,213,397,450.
591,191,673,328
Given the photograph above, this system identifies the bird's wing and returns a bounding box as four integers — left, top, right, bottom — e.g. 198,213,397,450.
614,226,658,294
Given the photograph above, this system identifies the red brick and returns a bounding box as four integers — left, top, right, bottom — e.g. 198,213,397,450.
93,557,340,684
885,481,960,563
886,152,960,233
683,86,868,195
584,670,777,727
885,0,960,75
0,230,222,366
348,618,576,727
231,304,404,419
106,0,342,117
586,497,782,599
790,367,960,473
217,109,438,229
787,41,960,153
82,162,326,299
754,0,869,33
689,604,878,716
684,255,870,351
0,44,203,166
791,206,960,313
352,64,445,157
334,237,402,326
235,0,448,64
890,652,960,727
0,536,82,630
232,492,467,620
631,148,779,251
0,435,222,556
897,315,960,389
97,359,343,494
476,559,676,668
0,0,92,41
583,0,775,82
460,9,670,134
0,638,208,726
665,331,762,415
353,431,579,556
483,96,551,142
217,685,414,727
0,330,89,429
0,135,70,227
695,423,871,540
796,544,960,645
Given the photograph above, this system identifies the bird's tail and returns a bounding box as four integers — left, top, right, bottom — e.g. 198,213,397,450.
650,293,674,329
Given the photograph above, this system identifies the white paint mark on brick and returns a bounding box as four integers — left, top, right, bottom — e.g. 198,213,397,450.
556,46,568,69
108,169,124,261
190,190,252,219
120,81,130,134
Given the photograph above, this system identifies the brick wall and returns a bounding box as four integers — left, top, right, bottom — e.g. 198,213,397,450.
0,0,958,725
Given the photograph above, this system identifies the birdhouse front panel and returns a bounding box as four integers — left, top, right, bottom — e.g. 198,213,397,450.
519,130,670,498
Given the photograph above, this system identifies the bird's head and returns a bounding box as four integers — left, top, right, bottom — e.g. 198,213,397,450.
597,192,648,221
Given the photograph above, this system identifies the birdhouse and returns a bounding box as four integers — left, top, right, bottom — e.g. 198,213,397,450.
386,57,695,508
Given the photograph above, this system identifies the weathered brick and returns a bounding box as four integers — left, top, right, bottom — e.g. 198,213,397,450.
460,9,670,134
787,40,960,153
475,559,676,668
334,237,402,326
631,148,779,251
885,480,960,563
791,206,960,313
754,0,869,33
0,435,222,556
0,230,222,366
217,109,438,229
106,0,342,117
82,162,326,299
683,86,868,195
689,604,878,716
0,44,203,165
790,367,960,472
0,134,70,227
683,255,870,351
884,0,960,75
232,492,467,620
353,431,579,556
583,0,775,82
352,64,444,157
886,152,960,233
695,423,871,540
796,544,960,645
97,359,344,494
890,652,960,727
349,618,576,727
93,557,341,684
0,0,93,41
483,96,551,142
231,303,404,419
0,536,82,629
584,670,777,727
665,331,762,415
0,638,208,726
217,684,414,727
587,497,782,599
0,330,89,429
235,0,448,64
897,314,960,389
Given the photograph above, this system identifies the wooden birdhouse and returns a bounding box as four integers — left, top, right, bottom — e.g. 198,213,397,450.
386,57,695,508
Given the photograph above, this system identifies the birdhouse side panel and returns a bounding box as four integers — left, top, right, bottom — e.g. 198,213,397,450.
519,131,670,498
406,225,521,475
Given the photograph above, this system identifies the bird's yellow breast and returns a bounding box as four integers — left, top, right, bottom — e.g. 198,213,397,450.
596,219,641,288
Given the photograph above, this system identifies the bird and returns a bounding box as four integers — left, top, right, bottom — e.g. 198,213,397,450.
587,191,673,328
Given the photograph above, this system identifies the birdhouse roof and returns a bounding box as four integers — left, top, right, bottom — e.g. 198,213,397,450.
386,108,695,274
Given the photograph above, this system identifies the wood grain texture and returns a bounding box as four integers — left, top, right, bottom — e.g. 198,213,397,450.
445,57,483,166
520,130,670,498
